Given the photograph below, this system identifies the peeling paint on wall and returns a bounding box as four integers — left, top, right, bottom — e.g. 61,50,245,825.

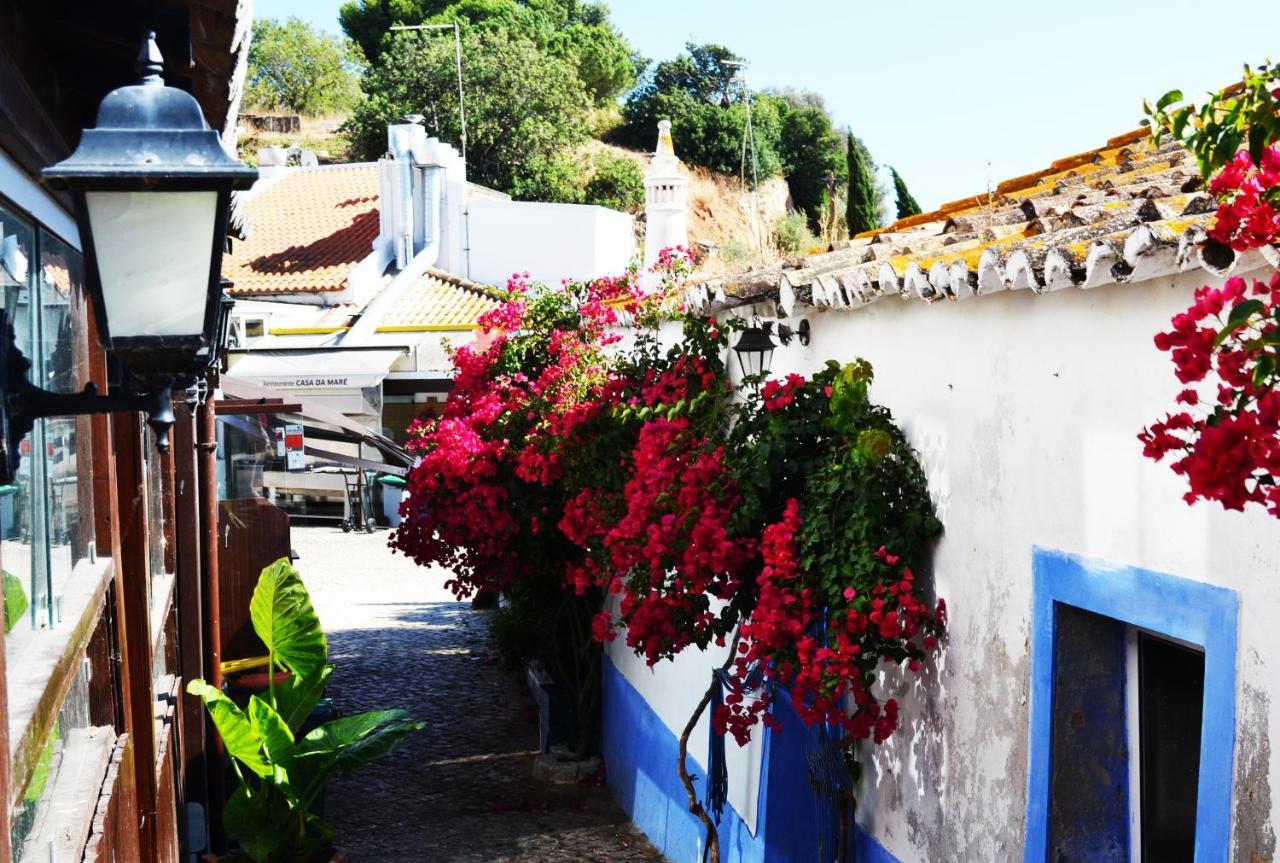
1234,682,1275,863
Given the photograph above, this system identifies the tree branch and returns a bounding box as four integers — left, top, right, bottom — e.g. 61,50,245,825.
677,629,741,863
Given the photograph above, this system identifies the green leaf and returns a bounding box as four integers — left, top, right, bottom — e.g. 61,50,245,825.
4,571,28,634
1228,299,1266,327
273,664,333,735
222,784,291,863
250,558,328,682
1252,352,1276,388
292,709,424,777
294,709,411,759
248,695,296,779
328,719,425,773
1215,299,1267,347
1249,123,1269,168
187,679,270,777
1156,89,1184,111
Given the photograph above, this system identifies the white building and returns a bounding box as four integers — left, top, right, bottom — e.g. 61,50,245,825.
220,120,638,439
602,126,1280,863
218,121,637,520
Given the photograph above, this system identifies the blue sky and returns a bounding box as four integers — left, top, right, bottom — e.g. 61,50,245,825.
260,0,1277,209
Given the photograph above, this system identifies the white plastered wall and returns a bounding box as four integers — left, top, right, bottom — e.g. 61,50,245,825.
607,266,1280,861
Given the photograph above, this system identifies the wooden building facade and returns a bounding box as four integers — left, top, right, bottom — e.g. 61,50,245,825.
0,2,252,860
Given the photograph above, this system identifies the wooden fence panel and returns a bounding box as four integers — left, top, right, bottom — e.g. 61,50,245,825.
216,499,291,663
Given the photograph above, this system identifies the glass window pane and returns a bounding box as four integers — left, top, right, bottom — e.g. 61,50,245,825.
9,659,93,860
0,201,37,634
39,229,94,619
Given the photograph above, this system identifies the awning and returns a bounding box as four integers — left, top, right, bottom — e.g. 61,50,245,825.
218,377,412,472
226,347,408,391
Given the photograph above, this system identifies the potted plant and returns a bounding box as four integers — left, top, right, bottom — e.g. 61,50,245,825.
189,558,424,862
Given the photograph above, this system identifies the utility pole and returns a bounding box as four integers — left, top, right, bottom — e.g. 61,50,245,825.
825,172,837,250
389,23,468,160
721,59,762,254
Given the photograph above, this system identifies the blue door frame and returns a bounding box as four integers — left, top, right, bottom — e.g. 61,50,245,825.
1024,548,1239,863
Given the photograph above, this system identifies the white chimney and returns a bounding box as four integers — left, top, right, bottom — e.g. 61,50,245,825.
379,119,467,274
644,119,689,268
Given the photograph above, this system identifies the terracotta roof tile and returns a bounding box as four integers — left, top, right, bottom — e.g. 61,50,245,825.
693,128,1280,314
376,268,500,332
223,164,381,296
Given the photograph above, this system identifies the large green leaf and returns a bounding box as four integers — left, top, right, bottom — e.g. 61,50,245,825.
328,718,425,773
3,571,28,634
292,709,411,760
223,784,289,863
187,680,270,778
248,695,296,790
273,664,333,735
250,558,327,682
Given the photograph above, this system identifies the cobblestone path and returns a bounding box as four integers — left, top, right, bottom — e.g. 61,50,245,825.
293,526,668,863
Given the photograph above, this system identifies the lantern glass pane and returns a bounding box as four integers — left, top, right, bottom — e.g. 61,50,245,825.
85,191,216,338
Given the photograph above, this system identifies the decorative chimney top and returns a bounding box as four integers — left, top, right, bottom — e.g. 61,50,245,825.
644,120,688,268
649,119,681,177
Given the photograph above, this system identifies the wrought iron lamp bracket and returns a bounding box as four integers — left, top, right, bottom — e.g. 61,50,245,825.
0,309,178,483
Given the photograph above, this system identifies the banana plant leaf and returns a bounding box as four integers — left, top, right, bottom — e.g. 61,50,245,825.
187,680,270,778
250,558,328,681
273,664,334,735
293,709,411,759
4,571,28,634
248,695,296,790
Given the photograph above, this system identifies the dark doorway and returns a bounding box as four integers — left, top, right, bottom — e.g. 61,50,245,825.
1138,632,1205,863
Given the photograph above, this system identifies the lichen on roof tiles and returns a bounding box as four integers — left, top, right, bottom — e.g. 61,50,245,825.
691,127,1277,315
376,268,500,332
222,163,381,296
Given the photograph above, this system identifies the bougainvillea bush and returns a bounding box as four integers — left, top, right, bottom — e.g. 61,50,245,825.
391,250,944,817
1142,64,1280,516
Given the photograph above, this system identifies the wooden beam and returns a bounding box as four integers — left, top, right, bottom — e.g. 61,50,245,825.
214,401,303,416
111,410,158,863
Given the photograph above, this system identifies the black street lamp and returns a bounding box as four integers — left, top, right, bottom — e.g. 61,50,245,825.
732,322,776,381
0,33,256,482
730,318,811,384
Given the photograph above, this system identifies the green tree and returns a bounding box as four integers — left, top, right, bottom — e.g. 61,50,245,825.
618,43,783,180
510,148,643,212
245,17,363,115
339,0,635,103
344,28,591,195
890,166,922,219
776,102,846,231
846,131,879,236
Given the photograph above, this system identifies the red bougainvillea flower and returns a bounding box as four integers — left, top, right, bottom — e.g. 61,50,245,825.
713,501,945,747
1141,272,1280,517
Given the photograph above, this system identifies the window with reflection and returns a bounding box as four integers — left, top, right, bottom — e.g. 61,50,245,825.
39,229,94,616
0,205,95,641
0,201,37,636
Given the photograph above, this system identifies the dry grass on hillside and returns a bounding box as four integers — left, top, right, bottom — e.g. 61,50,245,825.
235,112,353,167
591,143,793,274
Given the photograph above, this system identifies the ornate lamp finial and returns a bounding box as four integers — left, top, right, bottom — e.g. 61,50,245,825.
136,32,164,86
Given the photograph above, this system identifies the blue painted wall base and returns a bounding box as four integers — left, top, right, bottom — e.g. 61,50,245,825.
602,656,901,863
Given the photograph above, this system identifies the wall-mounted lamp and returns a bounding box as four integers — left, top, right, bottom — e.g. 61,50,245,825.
731,318,811,383
732,320,776,380
0,33,257,483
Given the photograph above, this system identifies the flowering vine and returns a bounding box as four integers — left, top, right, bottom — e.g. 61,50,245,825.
391,247,945,862
1142,63,1280,517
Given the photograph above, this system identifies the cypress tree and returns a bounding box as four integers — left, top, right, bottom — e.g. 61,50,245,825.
845,131,879,236
890,166,923,219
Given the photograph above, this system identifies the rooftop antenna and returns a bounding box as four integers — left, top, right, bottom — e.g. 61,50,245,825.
721,58,763,255
390,23,468,160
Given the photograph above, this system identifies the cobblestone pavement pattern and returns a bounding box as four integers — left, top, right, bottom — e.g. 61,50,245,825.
292,526,670,862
